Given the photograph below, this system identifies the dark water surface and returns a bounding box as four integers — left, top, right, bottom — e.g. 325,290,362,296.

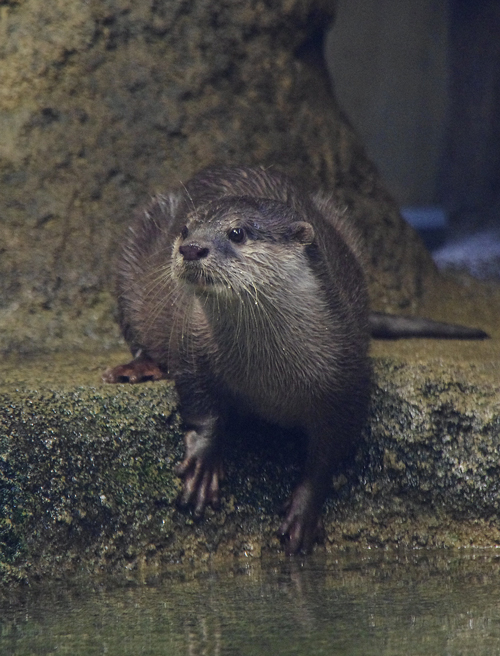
2,550,500,655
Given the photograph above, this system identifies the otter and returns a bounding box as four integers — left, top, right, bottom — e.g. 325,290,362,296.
103,166,487,554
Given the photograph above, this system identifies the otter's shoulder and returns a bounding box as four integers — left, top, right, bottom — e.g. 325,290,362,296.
310,192,366,267
183,165,307,209
121,191,185,263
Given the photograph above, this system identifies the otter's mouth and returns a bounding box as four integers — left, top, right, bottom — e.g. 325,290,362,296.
177,265,223,291
172,254,234,294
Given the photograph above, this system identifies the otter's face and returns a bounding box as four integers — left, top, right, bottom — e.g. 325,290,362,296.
171,197,315,298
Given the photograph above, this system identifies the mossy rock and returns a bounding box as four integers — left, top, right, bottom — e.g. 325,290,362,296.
1,340,500,584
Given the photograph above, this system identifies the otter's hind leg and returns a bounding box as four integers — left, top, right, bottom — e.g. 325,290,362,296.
102,351,166,384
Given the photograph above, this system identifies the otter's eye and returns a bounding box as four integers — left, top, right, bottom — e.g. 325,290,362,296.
180,226,189,240
228,227,246,244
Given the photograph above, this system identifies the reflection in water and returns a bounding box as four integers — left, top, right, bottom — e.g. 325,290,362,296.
2,550,500,655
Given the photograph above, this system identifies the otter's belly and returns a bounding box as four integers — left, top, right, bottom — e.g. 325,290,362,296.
221,364,327,429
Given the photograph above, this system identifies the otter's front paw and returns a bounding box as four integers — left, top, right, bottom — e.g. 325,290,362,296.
175,429,223,517
278,482,324,555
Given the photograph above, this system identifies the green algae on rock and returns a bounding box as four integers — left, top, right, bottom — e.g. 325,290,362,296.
1,344,500,584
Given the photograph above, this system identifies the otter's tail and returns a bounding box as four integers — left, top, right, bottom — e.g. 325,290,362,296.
369,312,489,340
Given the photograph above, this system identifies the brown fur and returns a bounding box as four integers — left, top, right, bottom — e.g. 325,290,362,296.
103,166,371,554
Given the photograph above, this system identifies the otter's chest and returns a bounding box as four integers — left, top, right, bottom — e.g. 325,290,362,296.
206,305,343,426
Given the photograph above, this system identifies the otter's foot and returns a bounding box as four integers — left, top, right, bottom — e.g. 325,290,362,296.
278,482,324,555
176,429,223,517
102,354,165,384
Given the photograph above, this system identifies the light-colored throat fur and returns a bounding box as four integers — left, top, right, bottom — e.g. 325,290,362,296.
190,248,345,423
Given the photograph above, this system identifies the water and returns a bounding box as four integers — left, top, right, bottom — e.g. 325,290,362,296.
2,550,500,655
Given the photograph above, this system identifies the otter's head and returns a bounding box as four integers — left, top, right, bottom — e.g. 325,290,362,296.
171,196,315,300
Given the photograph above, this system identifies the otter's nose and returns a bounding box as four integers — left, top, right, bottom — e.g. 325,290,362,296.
179,243,209,260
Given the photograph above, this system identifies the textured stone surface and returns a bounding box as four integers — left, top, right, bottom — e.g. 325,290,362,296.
0,0,436,355
1,342,499,584
329,342,500,550
1,0,500,589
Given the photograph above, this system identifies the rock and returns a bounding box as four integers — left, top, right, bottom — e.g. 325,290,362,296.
1,343,500,583
1,0,500,586
0,0,435,355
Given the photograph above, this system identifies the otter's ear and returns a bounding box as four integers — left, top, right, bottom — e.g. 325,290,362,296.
289,221,315,244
